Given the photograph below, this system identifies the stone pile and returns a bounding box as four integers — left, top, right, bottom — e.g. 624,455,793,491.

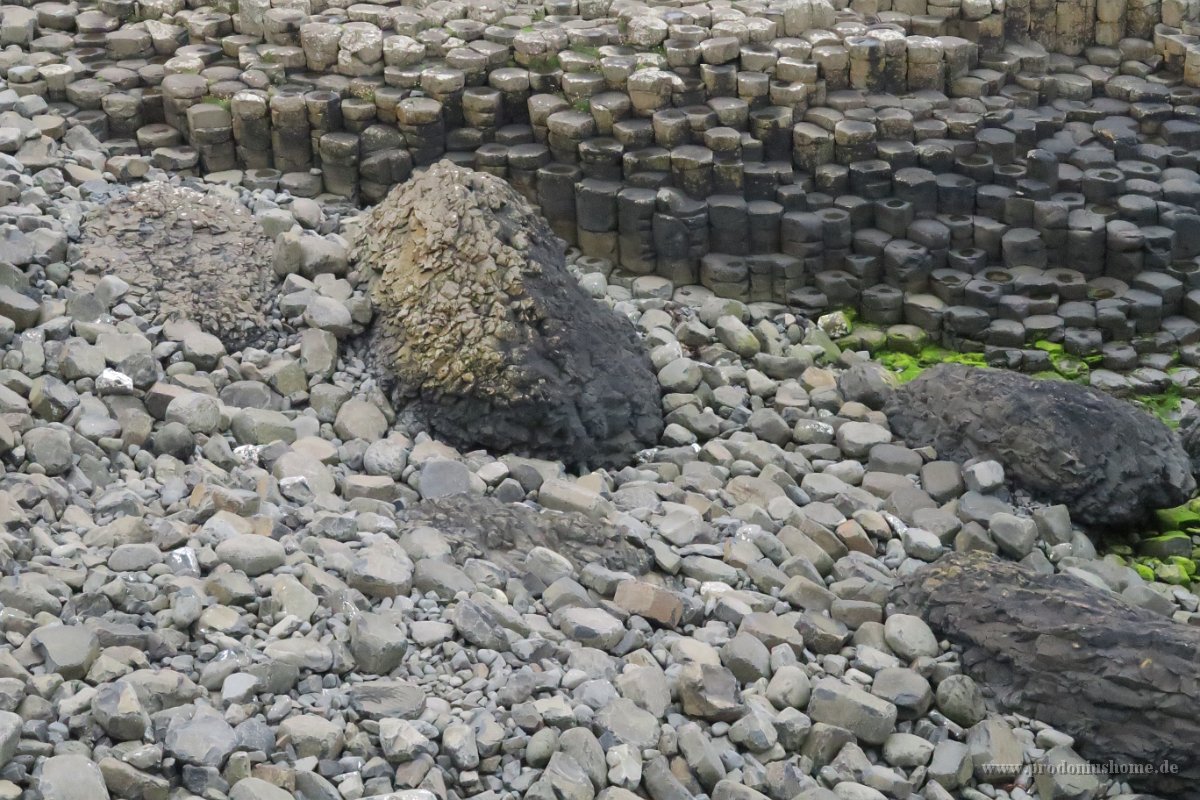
0,75,1179,799
72,179,285,352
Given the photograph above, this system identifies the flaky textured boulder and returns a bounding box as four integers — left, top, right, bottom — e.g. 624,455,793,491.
74,182,277,351
354,162,663,466
896,553,1200,797
884,364,1194,528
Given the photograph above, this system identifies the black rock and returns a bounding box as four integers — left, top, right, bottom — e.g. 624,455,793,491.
896,552,1200,797
884,364,1194,528
1177,405,1200,477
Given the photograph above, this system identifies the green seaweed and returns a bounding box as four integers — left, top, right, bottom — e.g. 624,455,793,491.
873,345,989,383
1134,562,1156,582
1155,503,1200,533
877,351,923,383
1135,386,1184,427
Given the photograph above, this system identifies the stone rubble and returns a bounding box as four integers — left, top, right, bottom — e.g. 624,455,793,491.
0,1,1177,800
0,132,1170,799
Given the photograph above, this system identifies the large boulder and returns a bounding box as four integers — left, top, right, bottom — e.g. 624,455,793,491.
884,364,1194,528
895,552,1200,797
74,182,278,352
1177,405,1200,477
354,161,663,466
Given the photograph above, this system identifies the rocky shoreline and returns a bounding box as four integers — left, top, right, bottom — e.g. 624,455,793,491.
0,2,1188,800
0,152,1181,800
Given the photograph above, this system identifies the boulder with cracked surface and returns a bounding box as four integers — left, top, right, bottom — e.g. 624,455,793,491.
354,161,663,467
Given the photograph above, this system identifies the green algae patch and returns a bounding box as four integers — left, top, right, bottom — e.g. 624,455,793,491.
1135,387,1184,428
1155,503,1200,534
1138,531,1194,559
1155,562,1190,585
877,351,923,382
873,345,988,383
1117,503,1200,585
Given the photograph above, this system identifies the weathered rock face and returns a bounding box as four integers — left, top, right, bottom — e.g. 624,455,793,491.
1177,406,1200,478
74,182,278,352
884,364,1194,528
355,161,663,466
398,493,652,578
895,552,1200,797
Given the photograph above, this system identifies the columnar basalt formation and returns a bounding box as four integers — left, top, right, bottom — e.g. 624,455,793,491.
0,0,1196,396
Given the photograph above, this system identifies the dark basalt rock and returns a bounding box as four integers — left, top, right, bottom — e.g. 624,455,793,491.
884,363,1194,528
896,552,1200,798
354,161,663,467
1176,405,1200,478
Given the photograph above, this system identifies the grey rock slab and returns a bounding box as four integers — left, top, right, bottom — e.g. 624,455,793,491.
835,422,892,458
966,718,1024,782
164,710,238,767
869,667,932,719
214,534,285,576
1035,745,1102,800
38,754,110,800
229,777,293,800
30,625,98,679
349,679,427,719
0,711,18,767
91,680,150,740
418,458,472,499
935,674,986,727
678,662,745,722
989,512,1038,558
927,739,972,790
595,697,661,750
806,678,898,745
554,607,624,650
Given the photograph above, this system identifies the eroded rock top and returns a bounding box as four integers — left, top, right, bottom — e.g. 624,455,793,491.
74,182,279,352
